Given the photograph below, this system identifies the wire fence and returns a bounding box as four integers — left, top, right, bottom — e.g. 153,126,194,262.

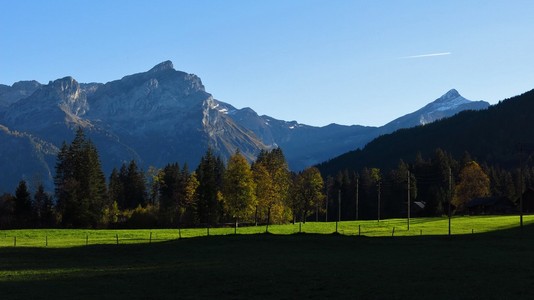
1,215,533,248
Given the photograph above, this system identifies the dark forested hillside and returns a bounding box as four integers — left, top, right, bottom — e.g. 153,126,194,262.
317,89,534,176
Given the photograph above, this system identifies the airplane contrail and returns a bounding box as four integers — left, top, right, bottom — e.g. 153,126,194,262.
400,52,452,59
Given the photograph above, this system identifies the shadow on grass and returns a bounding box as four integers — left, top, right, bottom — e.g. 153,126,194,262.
2,225,534,299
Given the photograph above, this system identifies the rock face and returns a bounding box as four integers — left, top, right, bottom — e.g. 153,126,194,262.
84,60,264,167
0,61,490,193
0,62,266,192
0,80,42,110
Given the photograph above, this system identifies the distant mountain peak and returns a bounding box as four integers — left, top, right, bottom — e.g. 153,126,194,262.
380,89,489,130
434,89,466,104
149,60,174,73
12,80,41,90
50,76,79,92
442,89,460,98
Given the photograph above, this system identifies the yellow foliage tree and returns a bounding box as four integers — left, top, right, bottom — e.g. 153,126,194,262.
252,148,291,224
453,161,490,211
221,151,256,223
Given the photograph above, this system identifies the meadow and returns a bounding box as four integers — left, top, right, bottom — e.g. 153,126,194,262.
2,215,534,299
1,215,533,247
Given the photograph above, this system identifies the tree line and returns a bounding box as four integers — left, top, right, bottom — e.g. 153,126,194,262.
316,89,534,220
323,148,531,221
0,128,325,229
2,129,530,229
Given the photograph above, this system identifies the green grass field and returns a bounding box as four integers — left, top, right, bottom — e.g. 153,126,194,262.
2,215,534,299
1,215,533,247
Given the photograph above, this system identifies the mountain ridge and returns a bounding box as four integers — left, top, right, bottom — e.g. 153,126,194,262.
316,89,534,177
0,61,489,193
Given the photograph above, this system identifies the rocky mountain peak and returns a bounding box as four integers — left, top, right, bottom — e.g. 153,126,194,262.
434,89,465,104
149,60,174,73
51,76,79,92
442,89,460,98
41,77,88,117
12,80,41,90
0,80,42,108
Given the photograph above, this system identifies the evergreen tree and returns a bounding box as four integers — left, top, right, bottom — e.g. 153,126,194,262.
41,188,56,227
159,163,181,225
108,168,124,208
359,167,378,220
14,180,32,227
324,175,335,221
54,128,107,228
147,166,162,205
196,148,225,225
384,160,415,219
33,184,49,227
124,160,147,209
0,193,16,229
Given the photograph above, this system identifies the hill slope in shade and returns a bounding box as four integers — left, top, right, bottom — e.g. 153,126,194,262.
317,89,534,177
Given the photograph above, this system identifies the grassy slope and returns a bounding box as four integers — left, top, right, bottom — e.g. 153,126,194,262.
1,215,534,247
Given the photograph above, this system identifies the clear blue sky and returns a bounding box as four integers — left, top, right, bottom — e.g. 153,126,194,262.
2,0,534,126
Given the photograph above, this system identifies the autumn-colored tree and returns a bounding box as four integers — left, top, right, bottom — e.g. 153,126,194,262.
290,167,325,222
222,151,256,224
252,148,291,224
453,161,490,211
252,162,274,225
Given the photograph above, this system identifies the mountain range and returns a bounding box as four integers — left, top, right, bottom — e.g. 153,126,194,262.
0,61,489,193
317,89,534,177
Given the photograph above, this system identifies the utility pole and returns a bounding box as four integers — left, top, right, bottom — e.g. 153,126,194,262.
408,171,410,231
316,202,319,222
448,166,452,236
519,143,524,229
325,189,328,222
356,177,359,220
377,181,381,222
338,189,341,222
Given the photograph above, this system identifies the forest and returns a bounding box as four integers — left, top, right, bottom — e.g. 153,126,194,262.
3,82,534,231
0,128,325,229
318,88,534,221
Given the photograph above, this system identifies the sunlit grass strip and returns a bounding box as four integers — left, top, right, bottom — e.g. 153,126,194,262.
1,215,533,248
